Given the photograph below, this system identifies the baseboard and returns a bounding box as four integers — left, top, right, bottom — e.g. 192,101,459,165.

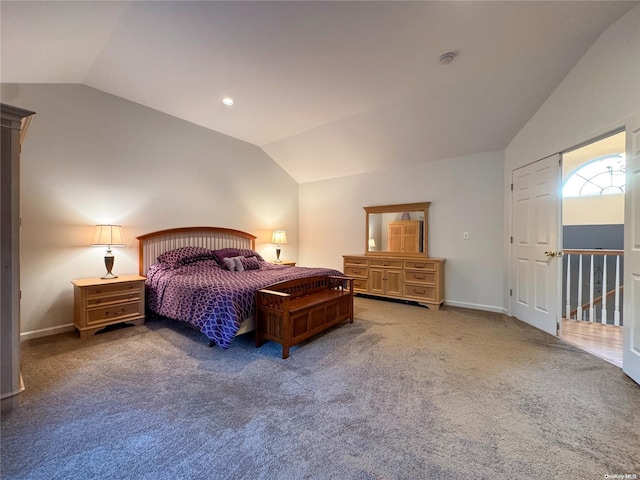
444,300,508,315
20,324,75,341
355,294,508,315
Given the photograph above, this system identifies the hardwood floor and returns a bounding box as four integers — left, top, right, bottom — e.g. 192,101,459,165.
559,319,623,367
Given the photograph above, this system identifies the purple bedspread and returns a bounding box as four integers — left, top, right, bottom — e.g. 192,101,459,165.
146,259,343,348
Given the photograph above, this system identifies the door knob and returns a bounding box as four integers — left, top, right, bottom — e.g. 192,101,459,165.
544,251,556,257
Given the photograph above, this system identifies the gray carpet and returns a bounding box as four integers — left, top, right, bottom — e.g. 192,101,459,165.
1,297,639,480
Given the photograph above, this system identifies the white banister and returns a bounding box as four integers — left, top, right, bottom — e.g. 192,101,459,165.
577,254,583,321
565,254,571,319
589,254,595,322
563,249,623,325
614,255,621,326
601,255,608,324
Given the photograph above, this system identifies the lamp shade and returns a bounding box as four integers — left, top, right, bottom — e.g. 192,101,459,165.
271,230,288,245
90,225,125,246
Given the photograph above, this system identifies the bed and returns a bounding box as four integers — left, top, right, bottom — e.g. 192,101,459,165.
137,227,344,348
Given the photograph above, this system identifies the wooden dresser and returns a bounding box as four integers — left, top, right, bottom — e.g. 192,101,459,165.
343,255,445,310
72,275,146,339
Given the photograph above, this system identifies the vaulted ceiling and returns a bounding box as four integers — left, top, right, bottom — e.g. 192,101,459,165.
1,1,637,183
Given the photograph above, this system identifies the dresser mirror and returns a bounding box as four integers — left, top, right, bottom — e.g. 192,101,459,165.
364,202,430,257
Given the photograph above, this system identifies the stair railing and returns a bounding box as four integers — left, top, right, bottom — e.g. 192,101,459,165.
563,249,623,325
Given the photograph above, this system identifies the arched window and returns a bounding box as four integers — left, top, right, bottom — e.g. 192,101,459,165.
563,154,625,198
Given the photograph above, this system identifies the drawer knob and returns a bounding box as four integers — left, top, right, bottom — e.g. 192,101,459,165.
128,284,133,289
96,299,101,304
105,308,125,317
128,294,133,298
415,275,426,280
96,288,102,293
414,289,425,294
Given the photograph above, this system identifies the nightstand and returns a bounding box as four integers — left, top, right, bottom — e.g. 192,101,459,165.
71,275,146,339
270,260,296,266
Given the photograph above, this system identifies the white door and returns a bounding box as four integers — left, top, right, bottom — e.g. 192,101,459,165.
623,116,640,385
512,154,561,336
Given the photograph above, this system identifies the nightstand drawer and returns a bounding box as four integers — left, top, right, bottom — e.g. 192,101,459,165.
87,301,144,326
87,291,141,307
404,271,436,284
85,281,142,297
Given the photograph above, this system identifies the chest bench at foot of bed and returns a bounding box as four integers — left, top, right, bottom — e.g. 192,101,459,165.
255,275,354,359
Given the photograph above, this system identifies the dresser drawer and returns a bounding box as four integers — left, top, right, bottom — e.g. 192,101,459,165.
404,260,437,271
344,256,369,267
85,281,142,297
404,285,436,301
345,266,368,277
352,278,368,291
86,300,144,326
370,259,402,268
404,271,436,285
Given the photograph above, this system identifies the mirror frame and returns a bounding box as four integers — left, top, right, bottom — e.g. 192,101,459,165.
364,202,430,257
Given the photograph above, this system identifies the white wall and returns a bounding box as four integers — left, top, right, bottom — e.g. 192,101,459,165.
299,150,505,313
504,5,640,312
0,84,299,338
563,195,625,225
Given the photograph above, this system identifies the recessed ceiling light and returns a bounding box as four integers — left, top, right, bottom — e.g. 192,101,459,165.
222,97,235,106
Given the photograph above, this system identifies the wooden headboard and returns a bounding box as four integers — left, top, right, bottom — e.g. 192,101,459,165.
137,227,257,275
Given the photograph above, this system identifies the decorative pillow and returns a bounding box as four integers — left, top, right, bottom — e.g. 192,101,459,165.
237,249,264,261
233,257,245,272
213,248,240,266
157,247,215,268
223,257,237,271
240,256,261,271
222,255,247,272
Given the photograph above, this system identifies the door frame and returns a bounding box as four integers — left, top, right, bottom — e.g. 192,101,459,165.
508,127,626,337
622,115,640,384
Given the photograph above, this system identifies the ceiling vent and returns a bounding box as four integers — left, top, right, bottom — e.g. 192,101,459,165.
439,52,457,65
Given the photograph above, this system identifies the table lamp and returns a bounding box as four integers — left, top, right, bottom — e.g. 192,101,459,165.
91,224,125,279
271,230,288,263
